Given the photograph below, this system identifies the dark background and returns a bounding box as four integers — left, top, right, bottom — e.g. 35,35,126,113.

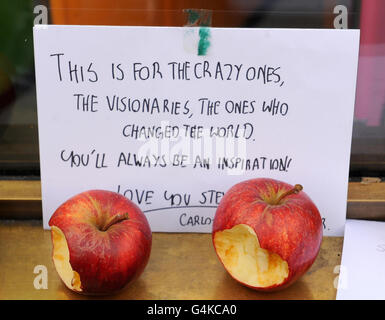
0,0,383,179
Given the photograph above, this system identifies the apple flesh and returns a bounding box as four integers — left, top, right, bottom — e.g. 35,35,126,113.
49,190,152,295
213,178,323,291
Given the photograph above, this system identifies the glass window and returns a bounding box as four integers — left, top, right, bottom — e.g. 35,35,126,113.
0,0,383,179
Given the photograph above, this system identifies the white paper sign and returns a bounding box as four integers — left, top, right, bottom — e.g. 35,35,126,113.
33,25,359,234
337,219,385,300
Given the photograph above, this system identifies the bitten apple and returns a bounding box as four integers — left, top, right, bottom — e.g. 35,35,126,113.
49,190,152,295
212,178,322,291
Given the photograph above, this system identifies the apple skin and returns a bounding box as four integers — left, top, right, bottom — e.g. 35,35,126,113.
212,178,323,291
49,190,152,295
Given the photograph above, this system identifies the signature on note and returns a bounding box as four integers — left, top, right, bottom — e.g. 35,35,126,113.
376,244,385,252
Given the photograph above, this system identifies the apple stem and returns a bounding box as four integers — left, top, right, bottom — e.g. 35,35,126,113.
275,184,303,204
101,213,129,231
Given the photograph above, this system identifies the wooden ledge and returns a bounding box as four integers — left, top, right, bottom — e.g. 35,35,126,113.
0,220,342,300
0,180,383,299
0,180,384,220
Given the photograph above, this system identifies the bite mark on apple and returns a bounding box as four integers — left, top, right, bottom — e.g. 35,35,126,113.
214,224,289,288
51,226,82,292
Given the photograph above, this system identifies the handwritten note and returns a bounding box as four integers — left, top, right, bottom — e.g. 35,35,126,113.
337,219,385,300
33,26,359,234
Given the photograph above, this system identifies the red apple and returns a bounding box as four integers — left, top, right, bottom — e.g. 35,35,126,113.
212,178,322,291
49,190,152,295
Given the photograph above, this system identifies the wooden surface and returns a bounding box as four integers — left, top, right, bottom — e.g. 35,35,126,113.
1,180,382,299
1,180,384,220
347,180,385,220
0,220,342,300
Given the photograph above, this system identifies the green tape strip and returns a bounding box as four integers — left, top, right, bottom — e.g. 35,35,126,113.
183,9,212,56
198,27,211,56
